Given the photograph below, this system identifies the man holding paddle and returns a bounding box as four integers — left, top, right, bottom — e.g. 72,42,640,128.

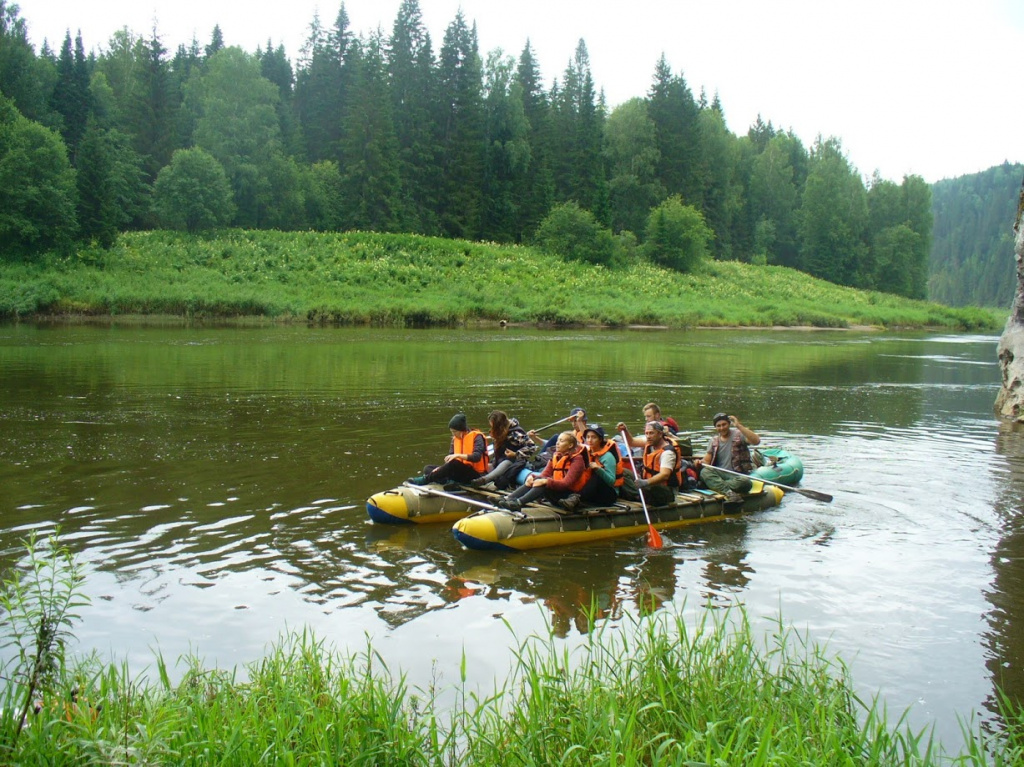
696,412,760,502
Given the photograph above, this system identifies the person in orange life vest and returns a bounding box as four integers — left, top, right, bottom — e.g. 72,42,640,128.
470,410,535,488
617,420,679,506
576,425,622,509
407,412,487,485
694,412,760,502
497,431,589,511
642,402,680,435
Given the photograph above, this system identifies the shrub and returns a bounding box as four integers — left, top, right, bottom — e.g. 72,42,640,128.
535,201,616,267
643,195,713,273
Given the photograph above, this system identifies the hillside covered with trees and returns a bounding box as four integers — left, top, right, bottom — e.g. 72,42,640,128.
928,162,1023,308
3,0,932,300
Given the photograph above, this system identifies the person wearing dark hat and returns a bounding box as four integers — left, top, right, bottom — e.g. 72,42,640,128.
572,424,623,509
407,412,488,486
695,412,760,502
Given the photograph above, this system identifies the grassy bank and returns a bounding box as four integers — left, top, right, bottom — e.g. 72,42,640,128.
0,229,1003,329
2,613,1022,765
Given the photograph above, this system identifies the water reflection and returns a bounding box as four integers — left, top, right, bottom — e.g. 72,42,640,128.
985,423,1024,718
363,520,759,635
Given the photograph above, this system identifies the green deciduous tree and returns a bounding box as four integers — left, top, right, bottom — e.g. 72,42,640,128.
185,47,285,227
604,97,664,237
643,194,712,273
535,200,616,266
798,136,867,285
151,146,234,232
0,96,77,256
303,159,344,231
749,135,799,267
480,49,531,242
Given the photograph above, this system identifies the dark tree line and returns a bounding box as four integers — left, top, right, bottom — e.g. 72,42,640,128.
1,0,932,298
929,162,1023,307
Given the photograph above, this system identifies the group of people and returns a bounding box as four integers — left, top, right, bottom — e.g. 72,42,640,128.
407,404,761,512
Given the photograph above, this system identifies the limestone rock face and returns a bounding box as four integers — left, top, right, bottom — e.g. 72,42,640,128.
996,182,1024,422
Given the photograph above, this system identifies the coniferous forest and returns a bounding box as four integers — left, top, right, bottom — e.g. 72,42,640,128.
0,0,1001,305
929,162,1023,308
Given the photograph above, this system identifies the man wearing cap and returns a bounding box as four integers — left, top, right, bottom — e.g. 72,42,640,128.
617,420,680,506
696,412,760,502
407,412,488,486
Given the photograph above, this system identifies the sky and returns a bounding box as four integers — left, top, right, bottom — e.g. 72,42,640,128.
18,0,1024,184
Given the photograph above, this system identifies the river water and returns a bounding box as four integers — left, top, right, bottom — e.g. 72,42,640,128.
1,324,1022,751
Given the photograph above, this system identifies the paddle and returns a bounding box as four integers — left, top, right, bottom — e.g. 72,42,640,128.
403,482,511,513
701,464,833,503
532,415,573,433
619,428,663,549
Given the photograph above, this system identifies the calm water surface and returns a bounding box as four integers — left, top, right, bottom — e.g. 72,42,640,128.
1,324,1022,750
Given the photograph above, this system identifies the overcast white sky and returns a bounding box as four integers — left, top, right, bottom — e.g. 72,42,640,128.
19,0,1023,184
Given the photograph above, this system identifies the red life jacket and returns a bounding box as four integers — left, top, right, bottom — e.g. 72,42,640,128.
453,429,488,473
551,448,590,492
588,440,625,487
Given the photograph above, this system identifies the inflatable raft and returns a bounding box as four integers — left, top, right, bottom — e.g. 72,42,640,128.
367,483,509,525
451,482,783,551
751,447,804,487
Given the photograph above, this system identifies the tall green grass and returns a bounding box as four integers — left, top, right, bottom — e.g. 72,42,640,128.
4,610,1023,765
0,229,1004,329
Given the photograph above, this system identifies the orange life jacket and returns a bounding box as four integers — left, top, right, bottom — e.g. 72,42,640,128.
588,440,625,487
641,438,682,487
551,448,591,492
453,429,487,473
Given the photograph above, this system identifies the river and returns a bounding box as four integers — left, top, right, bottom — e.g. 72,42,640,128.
0,323,1021,752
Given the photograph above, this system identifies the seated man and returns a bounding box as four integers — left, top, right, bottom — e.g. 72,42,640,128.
695,412,760,503
617,420,680,506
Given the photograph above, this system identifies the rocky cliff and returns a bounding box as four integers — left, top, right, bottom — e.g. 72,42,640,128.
995,180,1024,422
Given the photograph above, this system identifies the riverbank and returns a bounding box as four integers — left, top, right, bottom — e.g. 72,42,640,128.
0,229,1003,330
4,610,1021,764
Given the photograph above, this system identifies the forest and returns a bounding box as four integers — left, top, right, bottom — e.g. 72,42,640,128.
929,162,1023,308
2,0,935,299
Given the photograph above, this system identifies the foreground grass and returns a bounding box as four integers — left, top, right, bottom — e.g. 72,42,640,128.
3,612,1022,765
0,229,1003,329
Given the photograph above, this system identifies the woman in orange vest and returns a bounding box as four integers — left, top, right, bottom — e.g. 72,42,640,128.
407,412,488,486
496,431,590,512
576,425,623,509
